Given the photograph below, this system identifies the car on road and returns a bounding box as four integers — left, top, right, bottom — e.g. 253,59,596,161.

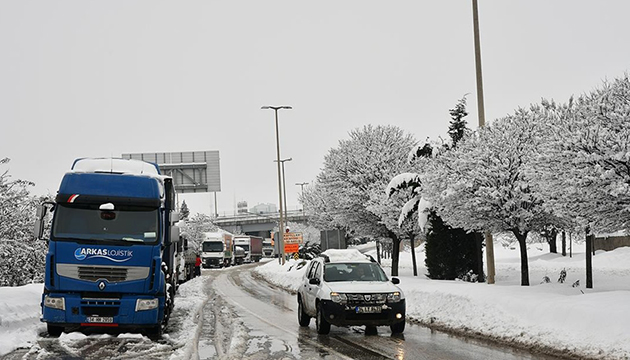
297,249,406,334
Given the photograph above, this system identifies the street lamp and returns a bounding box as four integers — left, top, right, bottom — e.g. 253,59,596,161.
274,158,292,222
295,182,308,212
261,105,292,265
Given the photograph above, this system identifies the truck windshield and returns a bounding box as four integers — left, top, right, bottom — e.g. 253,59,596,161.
52,204,159,244
237,244,250,252
202,242,223,252
323,263,388,282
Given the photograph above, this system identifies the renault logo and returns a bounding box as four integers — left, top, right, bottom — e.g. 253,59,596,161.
98,281,106,291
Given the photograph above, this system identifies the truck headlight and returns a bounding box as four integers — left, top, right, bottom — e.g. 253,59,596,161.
330,292,347,304
44,295,65,310
135,298,159,311
387,292,402,303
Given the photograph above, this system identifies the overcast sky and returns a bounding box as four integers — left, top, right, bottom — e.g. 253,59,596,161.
1,1,629,216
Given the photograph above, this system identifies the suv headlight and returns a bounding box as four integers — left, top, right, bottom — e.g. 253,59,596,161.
330,292,347,304
44,295,65,310
387,292,402,303
135,298,159,311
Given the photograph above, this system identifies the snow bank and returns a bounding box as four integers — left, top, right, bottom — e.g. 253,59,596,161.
0,283,44,355
255,242,630,359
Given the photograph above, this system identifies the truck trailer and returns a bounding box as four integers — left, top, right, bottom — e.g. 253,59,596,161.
233,235,263,263
34,158,180,339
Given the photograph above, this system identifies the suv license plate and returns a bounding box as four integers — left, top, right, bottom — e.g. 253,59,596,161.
87,316,113,323
355,306,382,314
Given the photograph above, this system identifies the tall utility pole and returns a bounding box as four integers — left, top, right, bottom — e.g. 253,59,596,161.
472,0,495,284
295,182,308,211
261,106,292,265
274,158,292,222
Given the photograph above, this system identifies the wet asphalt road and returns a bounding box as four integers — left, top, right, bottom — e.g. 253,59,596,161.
1,263,564,359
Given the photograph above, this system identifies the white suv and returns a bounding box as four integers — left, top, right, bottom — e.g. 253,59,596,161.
297,249,406,334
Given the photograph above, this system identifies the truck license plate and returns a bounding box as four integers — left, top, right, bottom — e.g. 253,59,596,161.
87,316,114,323
355,306,382,314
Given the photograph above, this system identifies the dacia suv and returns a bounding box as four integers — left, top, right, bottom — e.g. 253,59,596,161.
297,249,406,334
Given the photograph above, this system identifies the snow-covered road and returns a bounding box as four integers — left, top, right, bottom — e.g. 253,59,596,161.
0,262,566,359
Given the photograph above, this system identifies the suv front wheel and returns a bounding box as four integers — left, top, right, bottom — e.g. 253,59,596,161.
390,319,405,334
316,302,331,334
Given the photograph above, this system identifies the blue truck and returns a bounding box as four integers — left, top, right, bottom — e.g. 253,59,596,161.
34,158,180,339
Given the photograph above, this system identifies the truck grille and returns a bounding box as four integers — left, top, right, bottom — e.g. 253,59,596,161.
79,266,127,282
57,264,150,283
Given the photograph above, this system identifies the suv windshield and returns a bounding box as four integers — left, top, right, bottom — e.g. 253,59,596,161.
323,263,388,282
52,203,159,244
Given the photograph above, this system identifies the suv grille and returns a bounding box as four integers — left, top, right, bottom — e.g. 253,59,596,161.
346,293,387,305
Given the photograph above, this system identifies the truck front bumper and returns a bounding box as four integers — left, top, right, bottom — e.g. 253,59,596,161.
41,293,163,329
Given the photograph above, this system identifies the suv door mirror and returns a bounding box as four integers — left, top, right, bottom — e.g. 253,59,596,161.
391,277,400,284
309,278,320,285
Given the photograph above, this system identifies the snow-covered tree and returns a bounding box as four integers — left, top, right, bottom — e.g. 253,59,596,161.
537,76,630,233
179,213,217,252
0,158,48,286
302,125,418,275
421,108,552,286
534,76,630,288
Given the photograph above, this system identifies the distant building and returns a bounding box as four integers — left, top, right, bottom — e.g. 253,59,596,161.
237,201,248,214
251,203,277,214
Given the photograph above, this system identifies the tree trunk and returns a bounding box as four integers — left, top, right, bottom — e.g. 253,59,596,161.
475,232,485,282
548,229,558,254
409,232,418,277
561,231,567,257
390,232,400,277
512,230,530,286
585,227,593,289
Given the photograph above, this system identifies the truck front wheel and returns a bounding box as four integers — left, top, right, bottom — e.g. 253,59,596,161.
47,324,63,337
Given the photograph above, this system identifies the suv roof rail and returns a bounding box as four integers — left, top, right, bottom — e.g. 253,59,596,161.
320,254,330,263
366,254,377,263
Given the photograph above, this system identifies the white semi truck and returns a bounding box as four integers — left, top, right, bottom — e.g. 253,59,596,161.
201,231,233,268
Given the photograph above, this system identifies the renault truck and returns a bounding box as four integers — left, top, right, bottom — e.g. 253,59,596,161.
200,231,233,268
34,158,180,339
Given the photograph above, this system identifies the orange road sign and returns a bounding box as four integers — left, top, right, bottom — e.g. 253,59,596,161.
284,243,299,253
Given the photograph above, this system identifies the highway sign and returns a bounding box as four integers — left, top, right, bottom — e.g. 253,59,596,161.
284,232,303,244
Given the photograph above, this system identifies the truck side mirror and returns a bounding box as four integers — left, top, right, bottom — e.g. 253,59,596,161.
167,225,180,246
170,212,180,224
33,203,55,240
33,204,46,240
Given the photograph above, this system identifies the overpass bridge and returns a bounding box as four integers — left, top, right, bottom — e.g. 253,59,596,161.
213,210,308,238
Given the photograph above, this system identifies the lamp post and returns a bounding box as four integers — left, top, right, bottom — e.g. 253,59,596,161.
472,0,495,284
295,182,308,212
274,158,292,222
261,105,292,265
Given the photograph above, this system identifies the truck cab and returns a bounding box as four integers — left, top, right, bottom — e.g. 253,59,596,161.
34,158,179,339
200,231,233,268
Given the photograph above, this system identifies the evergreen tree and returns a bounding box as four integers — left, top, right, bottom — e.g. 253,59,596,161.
180,200,190,220
425,211,480,280
448,95,469,147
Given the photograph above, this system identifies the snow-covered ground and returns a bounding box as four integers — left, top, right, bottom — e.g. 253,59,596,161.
255,240,630,360
2,241,629,359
